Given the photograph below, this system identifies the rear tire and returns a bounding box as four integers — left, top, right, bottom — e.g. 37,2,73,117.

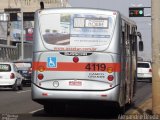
18,82,23,90
133,77,137,97
12,82,18,91
44,104,54,114
111,102,125,116
117,104,125,115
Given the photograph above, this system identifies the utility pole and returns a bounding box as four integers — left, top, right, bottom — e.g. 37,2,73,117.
7,0,11,45
151,0,160,114
6,18,11,45
20,0,24,60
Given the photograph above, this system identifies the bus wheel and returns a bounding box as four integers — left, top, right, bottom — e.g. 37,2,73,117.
44,104,54,114
119,105,125,115
133,77,137,97
12,81,18,91
113,102,125,115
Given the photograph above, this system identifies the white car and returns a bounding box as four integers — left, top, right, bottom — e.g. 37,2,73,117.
0,62,23,90
137,61,152,82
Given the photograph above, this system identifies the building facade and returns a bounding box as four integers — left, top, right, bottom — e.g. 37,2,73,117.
0,0,70,61
0,0,70,45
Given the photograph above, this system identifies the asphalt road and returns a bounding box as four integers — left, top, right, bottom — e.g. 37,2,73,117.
0,81,152,120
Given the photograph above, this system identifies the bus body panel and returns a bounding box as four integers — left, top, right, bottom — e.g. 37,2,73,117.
32,51,121,90
32,83,120,102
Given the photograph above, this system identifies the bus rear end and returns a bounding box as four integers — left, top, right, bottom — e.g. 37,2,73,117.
32,8,122,112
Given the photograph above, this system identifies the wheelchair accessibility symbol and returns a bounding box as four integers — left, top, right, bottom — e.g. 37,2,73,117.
47,57,57,68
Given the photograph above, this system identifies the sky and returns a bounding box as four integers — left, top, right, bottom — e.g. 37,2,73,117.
68,0,152,61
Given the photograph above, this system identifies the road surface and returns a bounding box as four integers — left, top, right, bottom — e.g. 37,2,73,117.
0,81,152,120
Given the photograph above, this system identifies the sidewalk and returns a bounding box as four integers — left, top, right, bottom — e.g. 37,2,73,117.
126,96,152,115
118,97,160,120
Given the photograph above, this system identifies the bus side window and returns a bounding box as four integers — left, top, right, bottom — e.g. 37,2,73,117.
129,34,135,52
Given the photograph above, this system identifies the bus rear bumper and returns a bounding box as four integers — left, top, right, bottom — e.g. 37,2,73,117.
31,84,120,104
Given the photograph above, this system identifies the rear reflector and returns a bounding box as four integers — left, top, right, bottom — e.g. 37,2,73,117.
73,56,79,63
38,74,44,80
28,67,32,74
107,75,114,81
101,94,107,97
42,93,48,96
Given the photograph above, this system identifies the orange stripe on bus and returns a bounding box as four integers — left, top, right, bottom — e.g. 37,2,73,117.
32,62,121,72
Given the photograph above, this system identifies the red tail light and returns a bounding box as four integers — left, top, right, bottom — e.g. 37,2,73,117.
73,56,79,63
149,69,152,72
107,75,114,81
38,73,44,80
10,73,15,79
28,67,32,74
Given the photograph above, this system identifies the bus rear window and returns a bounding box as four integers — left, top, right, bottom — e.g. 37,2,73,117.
40,13,115,46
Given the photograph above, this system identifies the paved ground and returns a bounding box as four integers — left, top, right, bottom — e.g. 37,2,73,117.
126,97,152,115
125,97,160,120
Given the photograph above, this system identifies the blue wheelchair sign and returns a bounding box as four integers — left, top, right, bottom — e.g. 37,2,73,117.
47,57,57,68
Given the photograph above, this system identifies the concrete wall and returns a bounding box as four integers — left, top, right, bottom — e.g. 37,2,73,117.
0,0,70,12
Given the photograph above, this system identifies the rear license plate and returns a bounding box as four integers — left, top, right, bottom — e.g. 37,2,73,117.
138,73,144,77
69,80,82,86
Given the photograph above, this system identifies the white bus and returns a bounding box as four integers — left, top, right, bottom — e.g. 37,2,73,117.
31,7,143,114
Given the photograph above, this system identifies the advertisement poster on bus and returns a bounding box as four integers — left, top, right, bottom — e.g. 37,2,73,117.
70,14,113,46
41,13,114,46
